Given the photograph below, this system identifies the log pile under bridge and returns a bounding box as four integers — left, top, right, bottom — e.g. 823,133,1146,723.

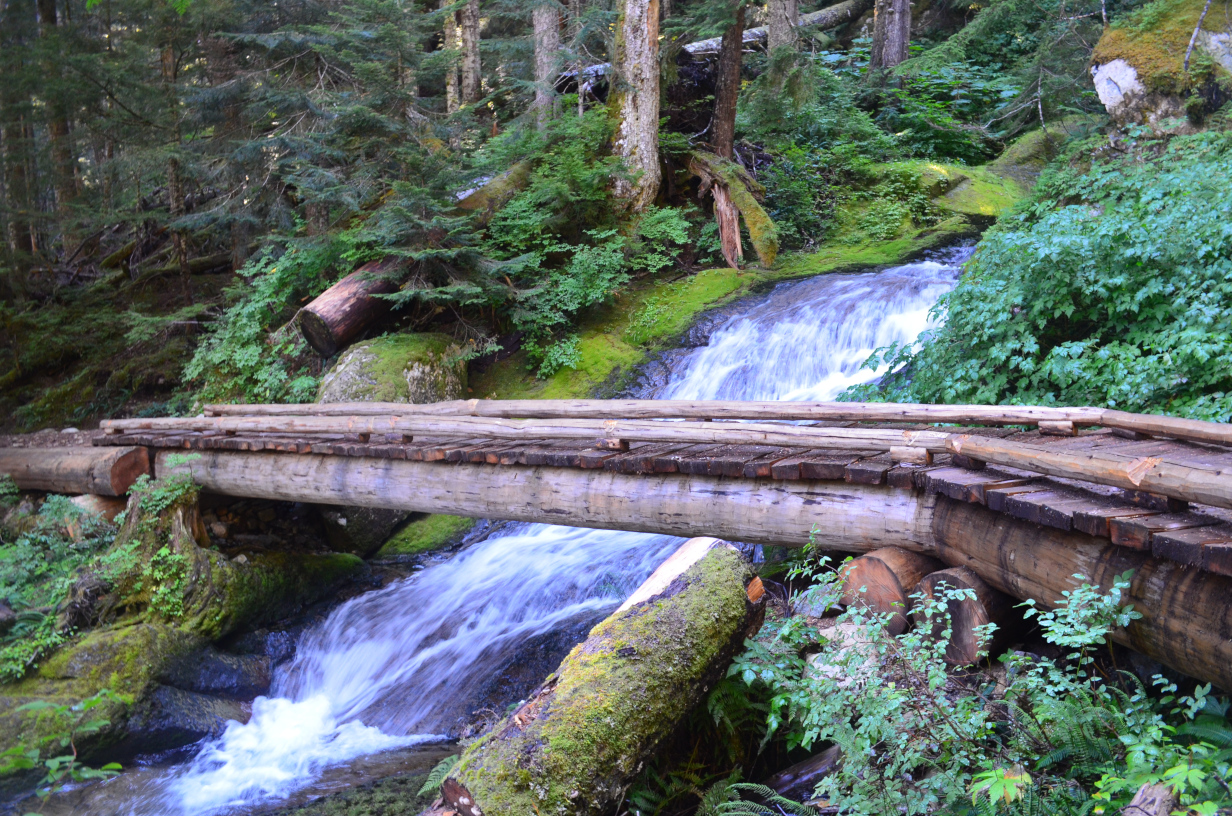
2,399,1231,691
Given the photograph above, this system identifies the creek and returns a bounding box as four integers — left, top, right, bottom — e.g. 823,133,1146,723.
50,247,969,815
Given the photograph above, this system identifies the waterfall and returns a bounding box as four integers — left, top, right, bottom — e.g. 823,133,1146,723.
79,248,968,815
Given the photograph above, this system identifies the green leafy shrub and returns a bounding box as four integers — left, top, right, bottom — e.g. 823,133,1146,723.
849,132,1232,419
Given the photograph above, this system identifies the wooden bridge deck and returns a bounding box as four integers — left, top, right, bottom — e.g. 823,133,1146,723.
95,422,1232,580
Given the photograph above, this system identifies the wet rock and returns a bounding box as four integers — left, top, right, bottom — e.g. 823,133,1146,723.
317,332,466,404
158,647,272,699
230,628,298,666
117,685,249,758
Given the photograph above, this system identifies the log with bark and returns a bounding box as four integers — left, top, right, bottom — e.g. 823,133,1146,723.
0,446,149,497
610,0,662,212
913,566,1013,666
440,541,765,816
684,0,874,54
297,257,407,357
688,151,779,268
839,546,942,635
763,744,841,801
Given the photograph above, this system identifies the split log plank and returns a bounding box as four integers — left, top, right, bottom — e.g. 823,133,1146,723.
0,446,149,497
1108,514,1218,551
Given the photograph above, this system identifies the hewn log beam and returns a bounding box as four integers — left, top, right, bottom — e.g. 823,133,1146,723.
108,415,950,453
933,497,1232,693
155,450,937,551
0,446,149,497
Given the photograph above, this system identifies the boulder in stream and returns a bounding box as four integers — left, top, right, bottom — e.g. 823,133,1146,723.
439,539,764,816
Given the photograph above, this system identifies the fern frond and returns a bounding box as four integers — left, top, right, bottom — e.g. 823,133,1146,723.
417,754,459,797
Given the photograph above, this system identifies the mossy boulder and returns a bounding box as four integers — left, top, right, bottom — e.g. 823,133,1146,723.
1092,0,1232,124
318,333,467,404
318,504,414,559
444,546,761,816
374,514,476,559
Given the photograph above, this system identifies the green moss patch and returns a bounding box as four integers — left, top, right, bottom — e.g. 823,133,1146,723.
375,514,476,558
1094,0,1224,94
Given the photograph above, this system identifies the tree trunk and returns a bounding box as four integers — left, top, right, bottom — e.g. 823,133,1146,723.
766,0,799,52
298,258,405,356
610,0,661,212
38,0,77,254
533,1,561,128
914,566,1013,666
713,184,743,268
459,0,482,105
442,542,763,816
711,4,745,160
839,546,942,635
869,0,911,70
442,0,461,115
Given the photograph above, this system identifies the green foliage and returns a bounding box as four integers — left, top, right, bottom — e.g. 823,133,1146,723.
730,564,1232,816
0,475,17,509
0,688,123,810
417,754,459,797
850,132,1232,419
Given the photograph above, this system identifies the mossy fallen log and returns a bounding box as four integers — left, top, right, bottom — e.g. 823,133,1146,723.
440,541,764,816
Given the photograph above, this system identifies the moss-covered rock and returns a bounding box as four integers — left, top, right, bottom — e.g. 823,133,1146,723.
318,333,466,404
318,505,413,559
374,514,476,559
1092,0,1231,124
445,546,759,816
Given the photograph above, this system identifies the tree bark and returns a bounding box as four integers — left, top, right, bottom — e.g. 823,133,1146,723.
532,1,562,129
442,0,461,116
38,0,77,254
839,546,942,635
459,0,482,105
442,543,763,816
610,0,661,212
766,0,799,52
712,184,743,268
711,4,746,160
869,0,911,70
297,258,405,356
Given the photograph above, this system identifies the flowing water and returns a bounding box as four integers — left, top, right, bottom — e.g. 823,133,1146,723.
56,247,969,815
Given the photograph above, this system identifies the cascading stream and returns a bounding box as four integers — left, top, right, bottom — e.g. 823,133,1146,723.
83,247,969,815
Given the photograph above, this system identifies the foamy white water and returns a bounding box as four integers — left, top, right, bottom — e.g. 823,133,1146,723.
100,247,969,815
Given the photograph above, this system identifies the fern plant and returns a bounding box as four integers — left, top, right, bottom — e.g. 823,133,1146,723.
418,754,459,797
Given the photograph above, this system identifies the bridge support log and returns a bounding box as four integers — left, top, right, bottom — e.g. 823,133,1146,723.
156,450,937,551
933,497,1232,693
0,446,149,497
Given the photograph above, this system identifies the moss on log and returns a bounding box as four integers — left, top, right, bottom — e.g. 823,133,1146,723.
444,545,762,816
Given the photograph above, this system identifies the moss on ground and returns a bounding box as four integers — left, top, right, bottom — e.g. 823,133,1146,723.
1093,0,1227,94
450,547,754,816
375,514,476,558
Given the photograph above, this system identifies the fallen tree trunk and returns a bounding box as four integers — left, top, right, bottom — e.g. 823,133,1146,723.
914,566,1013,666
0,446,149,497
933,496,1232,693
442,542,764,816
684,0,874,54
764,744,841,801
155,450,937,551
298,257,406,357
839,546,941,635
689,151,779,268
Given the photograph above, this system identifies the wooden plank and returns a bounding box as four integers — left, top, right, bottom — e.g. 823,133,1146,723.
1109,514,1218,551
1036,496,1120,532
845,454,892,486
985,484,1052,514
1003,490,1074,526
604,443,695,475
948,434,1232,512
1072,505,1159,538
742,448,796,479
1206,543,1232,576
1148,526,1229,566
708,445,788,478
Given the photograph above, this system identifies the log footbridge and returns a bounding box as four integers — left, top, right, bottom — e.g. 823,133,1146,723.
4,399,1232,691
